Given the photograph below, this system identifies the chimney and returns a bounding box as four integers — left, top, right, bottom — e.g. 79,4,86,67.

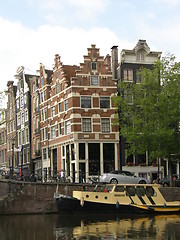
111,46,118,80
104,54,111,70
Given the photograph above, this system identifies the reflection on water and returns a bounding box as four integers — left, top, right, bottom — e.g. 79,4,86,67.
0,213,180,239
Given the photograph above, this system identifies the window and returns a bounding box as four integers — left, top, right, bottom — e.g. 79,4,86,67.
124,69,133,81
92,62,97,70
58,103,61,113
57,71,59,79
71,144,75,160
16,99,19,109
21,112,25,124
62,146,65,156
136,70,142,83
51,106,55,117
17,114,21,126
24,95,27,105
82,118,91,132
100,97,110,108
101,118,110,133
124,89,133,103
79,143,85,160
51,126,56,139
59,123,62,135
25,109,28,122
81,96,91,108
90,76,98,86
42,127,48,140
41,108,47,121
26,128,29,143
21,95,24,106
22,130,25,144
65,120,71,135
42,128,45,141
41,91,46,103
18,132,21,146
103,143,115,173
45,127,48,140
43,148,47,160
56,82,60,94
137,52,145,61
64,99,68,111
88,143,100,175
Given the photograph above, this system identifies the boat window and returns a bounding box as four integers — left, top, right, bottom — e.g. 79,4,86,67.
106,186,113,192
146,186,155,197
86,195,89,198
114,186,125,192
136,186,145,196
126,186,135,196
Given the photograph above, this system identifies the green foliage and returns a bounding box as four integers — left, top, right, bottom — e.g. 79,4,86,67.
113,54,180,163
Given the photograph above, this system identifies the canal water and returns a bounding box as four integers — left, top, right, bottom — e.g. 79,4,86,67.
0,213,180,239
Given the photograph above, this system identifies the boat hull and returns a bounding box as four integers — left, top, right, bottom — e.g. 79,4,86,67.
55,195,176,214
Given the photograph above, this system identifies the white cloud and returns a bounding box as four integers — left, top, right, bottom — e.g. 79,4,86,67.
0,17,124,92
38,0,110,25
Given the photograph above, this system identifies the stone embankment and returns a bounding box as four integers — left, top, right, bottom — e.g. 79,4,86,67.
0,179,94,215
0,179,180,215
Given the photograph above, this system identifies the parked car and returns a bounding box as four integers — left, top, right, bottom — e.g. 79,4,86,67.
159,175,180,187
99,170,149,184
87,176,100,184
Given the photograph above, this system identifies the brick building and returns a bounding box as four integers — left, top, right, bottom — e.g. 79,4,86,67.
35,45,119,182
6,81,17,169
0,109,7,168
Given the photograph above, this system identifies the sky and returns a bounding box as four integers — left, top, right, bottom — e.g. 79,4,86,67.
0,0,180,93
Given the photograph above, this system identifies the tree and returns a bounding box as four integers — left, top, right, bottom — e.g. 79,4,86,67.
113,55,180,185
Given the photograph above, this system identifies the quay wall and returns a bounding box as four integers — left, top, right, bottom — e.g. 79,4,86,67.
0,179,95,215
0,179,180,215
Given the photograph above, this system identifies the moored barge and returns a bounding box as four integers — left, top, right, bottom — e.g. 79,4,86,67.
54,184,180,214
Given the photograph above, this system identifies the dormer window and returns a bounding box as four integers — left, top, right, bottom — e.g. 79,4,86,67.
137,52,145,61
92,62,97,70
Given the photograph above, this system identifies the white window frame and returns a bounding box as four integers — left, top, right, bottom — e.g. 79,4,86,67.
90,75,99,86
82,118,91,132
124,69,133,81
51,126,56,139
81,96,91,108
65,120,71,135
101,118,110,133
100,97,110,108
